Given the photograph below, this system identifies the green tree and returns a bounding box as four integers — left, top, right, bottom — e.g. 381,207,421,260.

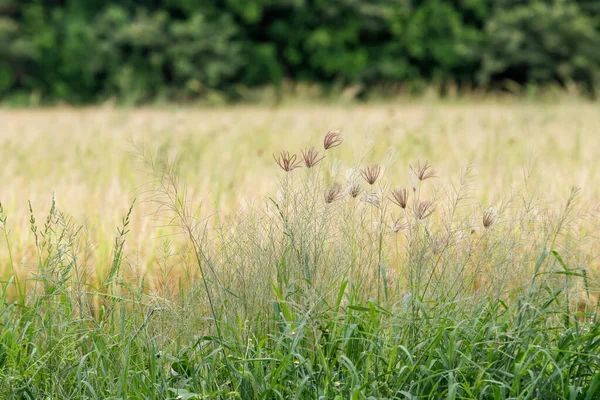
480,0,600,91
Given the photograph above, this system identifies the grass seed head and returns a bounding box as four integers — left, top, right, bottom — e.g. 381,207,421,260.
430,233,446,255
301,146,325,168
410,160,438,181
348,183,362,198
483,207,496,228
361,193,381,208
391,215,408,233
324,183,343,204
414,200,435,220
390,187,409,208
361,164,381,185
324,130,344,150
273,151,301,172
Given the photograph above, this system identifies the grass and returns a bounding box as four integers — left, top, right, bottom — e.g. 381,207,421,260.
0,99,599,398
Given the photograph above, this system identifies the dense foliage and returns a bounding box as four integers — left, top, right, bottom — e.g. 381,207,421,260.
1,0,600,103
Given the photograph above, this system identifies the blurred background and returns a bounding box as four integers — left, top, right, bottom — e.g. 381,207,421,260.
1,0,599,282
1,0,600,105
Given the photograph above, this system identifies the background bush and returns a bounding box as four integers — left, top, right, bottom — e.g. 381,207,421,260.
1,0,600,103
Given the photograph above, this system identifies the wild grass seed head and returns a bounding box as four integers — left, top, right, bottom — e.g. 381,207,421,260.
410,160,438,181
361,164,381,185
414,200,435,220
390,187,409,208
301,146,325,168
324,130,344,150
325,183,343,204
361,193,381,208
483,207,496,228
273,150,301,172
348,183,362,198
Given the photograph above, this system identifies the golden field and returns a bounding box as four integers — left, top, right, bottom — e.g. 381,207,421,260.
1,100,599,289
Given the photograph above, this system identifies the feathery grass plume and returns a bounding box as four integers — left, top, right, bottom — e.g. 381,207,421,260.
323,130,344,150
324,183,343,204
301,146,325,168
329,158,342,178
348,183,362,198
273,150,301,172
390,187,409,208
361,193,381,208
276,185,287,203
391,214,407,233
414,200,435,220
483,207,496,228
345,166,360,181
410,160,438,181
361,164,381,185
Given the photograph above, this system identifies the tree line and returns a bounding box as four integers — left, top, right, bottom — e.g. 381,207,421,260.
1,0,599,103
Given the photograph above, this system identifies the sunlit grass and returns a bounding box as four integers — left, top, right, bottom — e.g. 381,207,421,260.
1,101,598,286
0,99,599,398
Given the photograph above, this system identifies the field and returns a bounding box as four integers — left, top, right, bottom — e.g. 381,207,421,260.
1,100,600,398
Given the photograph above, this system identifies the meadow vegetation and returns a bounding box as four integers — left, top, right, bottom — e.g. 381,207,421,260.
0,100,599,398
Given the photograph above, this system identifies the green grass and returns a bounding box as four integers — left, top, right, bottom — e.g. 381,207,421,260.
2,281,599,399
1,122,599,399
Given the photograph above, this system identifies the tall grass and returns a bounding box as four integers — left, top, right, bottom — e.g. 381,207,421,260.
1,126,599,399
1,102,600,285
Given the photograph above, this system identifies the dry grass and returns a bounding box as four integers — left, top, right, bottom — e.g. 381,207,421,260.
2,100,600,398
0,100,599,287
